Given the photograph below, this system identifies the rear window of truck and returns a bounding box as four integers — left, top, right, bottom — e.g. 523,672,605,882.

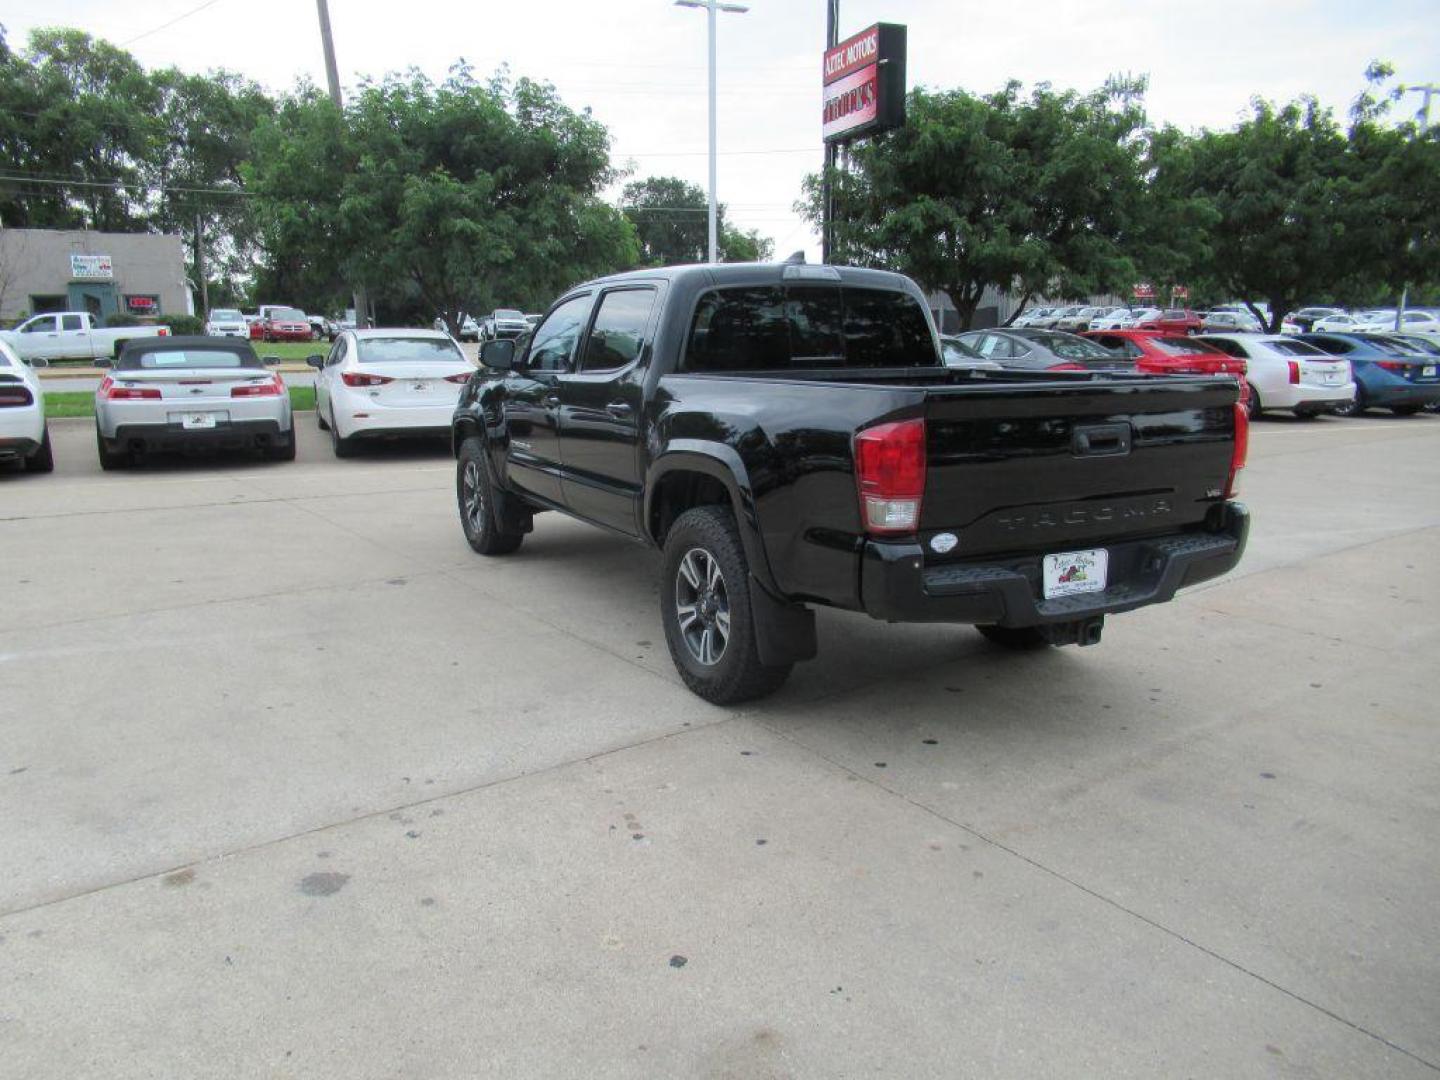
684,286,935,371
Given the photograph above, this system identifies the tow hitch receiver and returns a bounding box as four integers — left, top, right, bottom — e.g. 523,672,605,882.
1040,616,1105,647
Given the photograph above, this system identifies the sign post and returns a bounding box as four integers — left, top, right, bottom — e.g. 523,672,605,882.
820,19,906,262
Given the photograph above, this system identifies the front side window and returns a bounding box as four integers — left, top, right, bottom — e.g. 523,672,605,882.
526,294,593,373
581,288,658,373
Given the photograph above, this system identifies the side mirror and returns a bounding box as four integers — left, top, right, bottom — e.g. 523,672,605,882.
305,355,324,369
263,355,283,366
480,338,515,371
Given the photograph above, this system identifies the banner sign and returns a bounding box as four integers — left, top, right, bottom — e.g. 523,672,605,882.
822,23,906,144
1132,282,1155,299
1171,285,1189,300
69,254,113,280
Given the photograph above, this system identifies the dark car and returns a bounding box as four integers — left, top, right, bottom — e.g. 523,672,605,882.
956,328,1135,371
1294,333,1440,415
452,261,1248,704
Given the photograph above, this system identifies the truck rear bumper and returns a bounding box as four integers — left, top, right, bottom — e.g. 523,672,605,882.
860,502,1249,627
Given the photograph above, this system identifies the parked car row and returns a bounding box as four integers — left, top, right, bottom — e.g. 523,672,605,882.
84,330,478,470
949,323,1440,419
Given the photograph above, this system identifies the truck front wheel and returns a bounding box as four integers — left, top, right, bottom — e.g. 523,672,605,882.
456,438,524,555
661,506,791,704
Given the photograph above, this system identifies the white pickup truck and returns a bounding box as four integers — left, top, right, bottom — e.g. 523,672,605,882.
0,312,169,365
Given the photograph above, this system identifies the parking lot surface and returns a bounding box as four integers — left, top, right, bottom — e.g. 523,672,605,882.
2,413,1438,1078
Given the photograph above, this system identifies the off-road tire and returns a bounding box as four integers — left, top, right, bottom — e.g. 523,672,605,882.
661,506,791,704
456,438,524,555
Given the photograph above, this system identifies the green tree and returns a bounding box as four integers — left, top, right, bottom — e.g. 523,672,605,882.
799,81,1149,329
248,68,638,330
622,175,773,265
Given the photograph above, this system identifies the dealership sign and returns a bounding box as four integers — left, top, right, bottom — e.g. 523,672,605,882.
822,23,906,144
1132,282,1155,299
69,254,113,280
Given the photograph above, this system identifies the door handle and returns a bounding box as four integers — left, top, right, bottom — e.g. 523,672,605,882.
605,402,633,419
543,393,561,408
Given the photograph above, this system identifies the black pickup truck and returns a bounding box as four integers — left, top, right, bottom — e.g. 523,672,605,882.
451,263,1249,703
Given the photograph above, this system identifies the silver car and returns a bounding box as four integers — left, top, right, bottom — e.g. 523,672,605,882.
95,337,294,469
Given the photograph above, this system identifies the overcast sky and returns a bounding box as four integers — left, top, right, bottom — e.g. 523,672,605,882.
5,0,1438,259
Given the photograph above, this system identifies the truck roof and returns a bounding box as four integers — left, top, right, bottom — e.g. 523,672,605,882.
580,261,922,294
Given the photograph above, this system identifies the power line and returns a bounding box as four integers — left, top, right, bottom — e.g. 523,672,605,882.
120,0,228,47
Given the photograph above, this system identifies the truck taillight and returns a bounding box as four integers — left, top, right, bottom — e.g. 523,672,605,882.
1225,403,1248,499
232,375,284,397
1287,360,1300,384
342,372,393,387
157,327,170,336
100,376,161,400
854,418,926,535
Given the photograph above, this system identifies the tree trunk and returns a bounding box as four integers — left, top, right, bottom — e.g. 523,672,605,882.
1001,291,1033,328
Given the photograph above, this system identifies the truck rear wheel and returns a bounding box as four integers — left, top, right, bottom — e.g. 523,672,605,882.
457,438,524,555
976,624,1051,650
661,506,791,704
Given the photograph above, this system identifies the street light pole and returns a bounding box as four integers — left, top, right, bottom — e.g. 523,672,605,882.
675,0,749,264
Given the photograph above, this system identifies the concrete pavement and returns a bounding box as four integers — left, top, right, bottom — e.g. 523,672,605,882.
1,413,1437,1077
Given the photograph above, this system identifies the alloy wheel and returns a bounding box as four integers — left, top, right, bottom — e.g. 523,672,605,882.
462,460,486,532
675,547,730,666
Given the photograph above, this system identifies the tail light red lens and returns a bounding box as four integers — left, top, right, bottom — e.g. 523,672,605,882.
157,327,170,336
1376,360,1407,373
854,418,926,535
231,375,285,398
1225,402,1249,499
0,385,34,408
444,373,473,384
1287,360,1300,384
342,372,393,387
100,376,161,400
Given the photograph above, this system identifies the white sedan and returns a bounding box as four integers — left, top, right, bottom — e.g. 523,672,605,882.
0,339,52,472
1356,311,1440,334
1194,334,1355,418
311,329,477,457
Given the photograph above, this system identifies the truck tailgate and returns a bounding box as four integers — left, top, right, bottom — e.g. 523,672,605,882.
921,377,1239,558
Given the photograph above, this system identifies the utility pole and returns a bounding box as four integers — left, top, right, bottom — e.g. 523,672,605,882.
194,212,208,319
316,0,343,108
675,0,749,264
316,0,367,325
821,0,838,264
1393,82,1435,331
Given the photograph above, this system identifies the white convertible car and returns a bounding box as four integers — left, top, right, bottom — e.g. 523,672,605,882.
0,338,52,473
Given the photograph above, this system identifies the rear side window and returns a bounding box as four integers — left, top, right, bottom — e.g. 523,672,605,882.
1151,337,1217,356
122,348,259,369
685,286,934,372
1268,340,1325,356
581,288,658,373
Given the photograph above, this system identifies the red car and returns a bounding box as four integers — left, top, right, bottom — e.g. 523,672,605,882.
1083,329,1250,406
246,316,265,341
261,307,314,343
1134,308,1202,335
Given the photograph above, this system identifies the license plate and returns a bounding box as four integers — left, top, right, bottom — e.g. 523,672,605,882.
1043,549,1108,599
181,412,217,430
1424,366,1436,378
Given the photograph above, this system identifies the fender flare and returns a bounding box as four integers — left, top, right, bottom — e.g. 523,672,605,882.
645,441,780,596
